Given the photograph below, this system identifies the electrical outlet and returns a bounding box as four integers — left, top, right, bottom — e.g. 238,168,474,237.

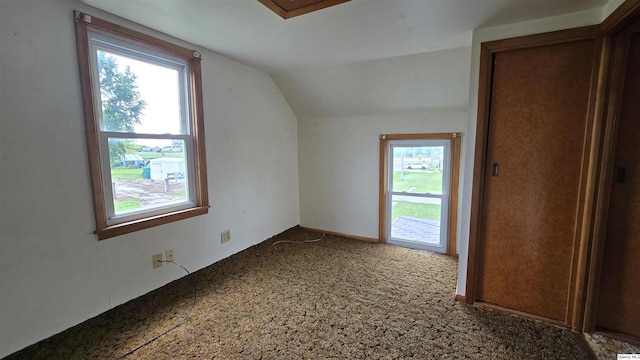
153,253,163,269
166,249,175,262
221,230,231,244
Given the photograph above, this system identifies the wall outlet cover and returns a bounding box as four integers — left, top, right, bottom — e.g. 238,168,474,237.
152,253,163,269
221,230,231,244
166,249,175,262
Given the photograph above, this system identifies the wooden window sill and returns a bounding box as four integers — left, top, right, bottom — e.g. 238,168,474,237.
96,206,209,240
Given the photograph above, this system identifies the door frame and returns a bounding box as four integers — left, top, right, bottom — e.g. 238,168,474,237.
582,2,640,341
379,133,461,256
464,25,605,329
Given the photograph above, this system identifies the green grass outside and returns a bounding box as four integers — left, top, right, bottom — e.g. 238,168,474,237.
163,152,184,159
169,189,186,197
115,199,141,212
137,152,162,160
392,201,441,221
111,168,143,180
393,171,442,193
137,151,184,160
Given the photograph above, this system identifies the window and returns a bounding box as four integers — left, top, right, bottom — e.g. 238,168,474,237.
75,12,209,240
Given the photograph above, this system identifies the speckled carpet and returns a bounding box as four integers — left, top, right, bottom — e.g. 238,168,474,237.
4,227,588,359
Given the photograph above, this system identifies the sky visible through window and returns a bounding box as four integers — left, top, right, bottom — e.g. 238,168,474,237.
105,51,182,147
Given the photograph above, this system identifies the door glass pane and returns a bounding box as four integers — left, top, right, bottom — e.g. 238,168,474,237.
390,195,441,245
392,146,444,194
109,138,188,215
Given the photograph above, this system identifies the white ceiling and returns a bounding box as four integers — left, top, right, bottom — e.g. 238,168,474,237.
80,0,607,74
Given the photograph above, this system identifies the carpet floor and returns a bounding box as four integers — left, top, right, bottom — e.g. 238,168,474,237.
4,228,588,359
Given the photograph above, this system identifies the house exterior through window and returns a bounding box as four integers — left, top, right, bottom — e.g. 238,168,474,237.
74,12,209,239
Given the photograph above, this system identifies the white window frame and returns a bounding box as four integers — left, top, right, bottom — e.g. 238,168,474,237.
385,139,451,254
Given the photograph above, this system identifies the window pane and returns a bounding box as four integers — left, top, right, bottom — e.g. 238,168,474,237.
391,195,441,245
392,146,444,194
109,138,188,215
97,50,183,134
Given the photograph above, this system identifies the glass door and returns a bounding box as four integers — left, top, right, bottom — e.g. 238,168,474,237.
386,140,450,253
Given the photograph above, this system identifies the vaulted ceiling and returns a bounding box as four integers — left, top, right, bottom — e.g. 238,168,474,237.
80,0,607,74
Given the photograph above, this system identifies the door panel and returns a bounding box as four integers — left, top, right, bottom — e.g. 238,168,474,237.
596,29,640,339
476,40,596,321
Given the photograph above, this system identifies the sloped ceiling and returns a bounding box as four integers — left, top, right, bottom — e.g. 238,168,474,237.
80,0,611,118
272,46,472,118
79,0,607,74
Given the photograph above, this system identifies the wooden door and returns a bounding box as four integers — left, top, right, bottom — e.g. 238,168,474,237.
596,21,640,340
476,39,596,322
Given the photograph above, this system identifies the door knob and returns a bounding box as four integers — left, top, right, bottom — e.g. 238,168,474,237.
492,163,499,177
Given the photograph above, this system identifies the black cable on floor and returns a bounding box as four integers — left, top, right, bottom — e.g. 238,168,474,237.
116,260,196,360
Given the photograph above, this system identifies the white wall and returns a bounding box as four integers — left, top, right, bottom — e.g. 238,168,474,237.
298,110,467,240
456,6,615,296
0,0,299,357
293,46,471,242
272,47,472,119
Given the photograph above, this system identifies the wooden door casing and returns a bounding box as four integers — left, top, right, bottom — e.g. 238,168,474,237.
596,26,640,340
476,39,597,322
